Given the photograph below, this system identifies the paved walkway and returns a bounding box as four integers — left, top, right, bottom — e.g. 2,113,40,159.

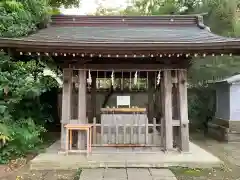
80,168,177,180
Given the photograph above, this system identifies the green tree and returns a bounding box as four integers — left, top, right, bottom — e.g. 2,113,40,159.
0,0,59,163
125,0,180,15
0,0,50,37
49,0,80,8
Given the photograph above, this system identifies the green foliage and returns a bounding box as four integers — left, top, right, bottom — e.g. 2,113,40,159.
0,123,10,145
73,169,82,180
49,0,80,8
188,86,215,126
0,0,59,164
127,0,181,15
0,118,46,164
0,0,50,37
193,0,237,36
0,51,58,163
51,7,62,15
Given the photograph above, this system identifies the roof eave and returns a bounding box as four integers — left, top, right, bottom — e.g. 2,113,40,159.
0,38,240,55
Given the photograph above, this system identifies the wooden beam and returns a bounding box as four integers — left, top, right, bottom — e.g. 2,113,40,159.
163,70,173,150
8,41,240,55
60,63,189,70
53,56,188,62
61,69,72,150
177,70,190,152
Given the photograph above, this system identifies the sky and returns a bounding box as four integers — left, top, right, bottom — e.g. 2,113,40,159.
60,0,129,15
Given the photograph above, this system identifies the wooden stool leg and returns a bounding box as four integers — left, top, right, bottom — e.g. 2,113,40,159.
69,130,72,150
86,129,89,156
66,128,69,155
89,128,92,153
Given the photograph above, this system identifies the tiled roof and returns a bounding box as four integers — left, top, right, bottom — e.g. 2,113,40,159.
22,26,237,43
215,74,240,84
0,15,240,55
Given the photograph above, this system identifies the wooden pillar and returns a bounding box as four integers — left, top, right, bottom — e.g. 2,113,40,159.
77,69,87,149
155,78,161,129
148,72,154,123
177,70,190,152
172,84,180,148
90,76,96,123
61,69,73,150
160,74,165,147
163,70,173,150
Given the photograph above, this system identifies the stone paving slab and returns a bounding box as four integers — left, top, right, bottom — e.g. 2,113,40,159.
127,168,152,180
80,168,104,180
103,168,127,179
79,168,177,180
150,169,175,177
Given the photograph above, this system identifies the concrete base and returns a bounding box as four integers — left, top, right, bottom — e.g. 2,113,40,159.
30,140,222,170
207,122,228,141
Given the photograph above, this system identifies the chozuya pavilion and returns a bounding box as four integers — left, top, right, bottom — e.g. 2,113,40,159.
1,14,240,161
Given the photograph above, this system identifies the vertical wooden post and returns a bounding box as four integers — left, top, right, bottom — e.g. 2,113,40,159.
177,70,190,152
172,85,179,148
93,117,97,145
108,123,111,144
160,74,165,148
61,69,72,150
130,123,134,144
78,69,87,149
153,118,157,145
155,72,162,146
115,122,119,144
163,70,173,150
148,72,154,123
145,116,148,145
101,123,104,145
90,76,96,123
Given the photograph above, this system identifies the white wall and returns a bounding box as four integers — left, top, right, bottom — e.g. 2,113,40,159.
230,84,240,121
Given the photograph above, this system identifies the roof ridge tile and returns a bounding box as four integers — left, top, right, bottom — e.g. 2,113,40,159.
51,15,199,27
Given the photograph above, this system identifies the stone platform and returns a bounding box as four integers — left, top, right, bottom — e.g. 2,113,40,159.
30,140,222,170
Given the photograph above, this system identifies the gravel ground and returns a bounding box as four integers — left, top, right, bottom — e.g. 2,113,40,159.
172,133,240,180
1,165,77,180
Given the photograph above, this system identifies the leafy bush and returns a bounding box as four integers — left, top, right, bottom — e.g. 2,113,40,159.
0,123,10,148
188,86,215,129
0,118,46,164
0,0,50,37
0,51,58,163
0,0,57,164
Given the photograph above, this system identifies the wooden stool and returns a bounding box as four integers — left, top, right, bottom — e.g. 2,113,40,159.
64,124,92,156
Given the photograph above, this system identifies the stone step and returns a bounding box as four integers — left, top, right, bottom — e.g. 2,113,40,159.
30,159,222,170
228,133,240,142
